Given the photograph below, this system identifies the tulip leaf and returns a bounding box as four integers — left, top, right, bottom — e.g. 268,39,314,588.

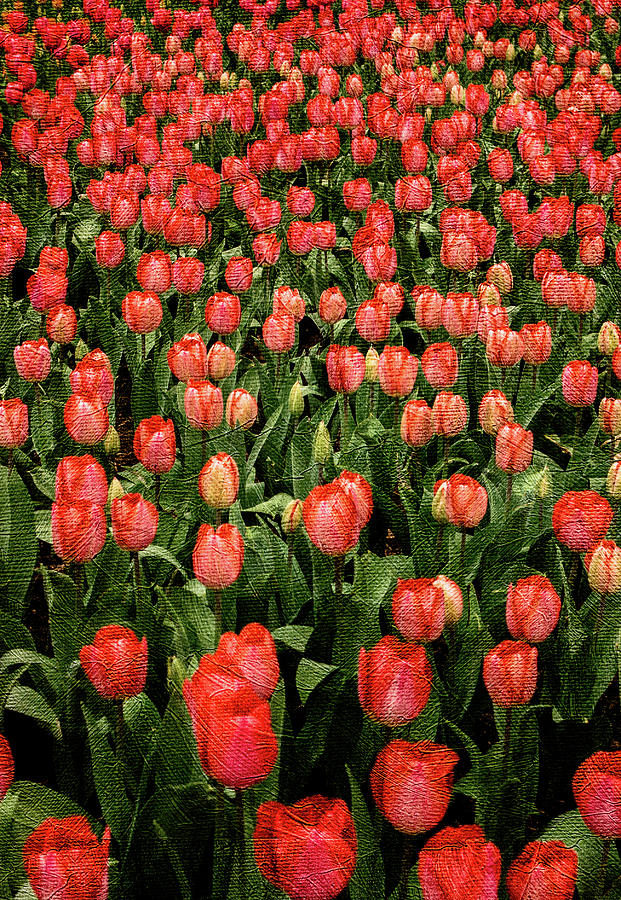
5,685,62,741
131,359,159,424
541,810,621,896
82,702,132,842
0,468,37,619
347,766,385,900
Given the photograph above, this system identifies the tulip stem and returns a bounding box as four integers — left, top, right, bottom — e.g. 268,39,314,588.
141,334,146,361
74,562,84,615
597,839,611,899
369,383,375,417
502,707,512,780
568,552,581,608
334,555,344,607
133,552,141,606
442,436,450,479
154,474,161,509
116,698,125,757
532,366,538,390
235,792,247,893
340,394,349,449
596,591,607,636
214,590,222,644
399,836,414,900
7,450,13,477
506,473,513,511
434,525,445,570
393,400,400,433
460,529,466,582
578,314,584,350
202,430,207,466
574,407,583,444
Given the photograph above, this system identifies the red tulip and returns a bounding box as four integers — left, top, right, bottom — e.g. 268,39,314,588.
483,640,538,707
400,398,433,447
495,422,533,474
214,623,279,700
506,840,578,900
273,286,305,322
378,346,418,397
206,342,236,381
46,304,78,344
226,388,258,430
172,257,204,295
14,338,51,382
111,494,158,552
370,739,459,834
184,380,223,431
303,483,361,557
422,343,458,389
263,313,295,352
552,490,613,552
442,292,479,338
205,291,241,334
319,287,347,325
167,333,208,382
358,636,433,726
94,231,125,269
133,416,176,473
486,327,523,368
193,523,244,589
69,350,114,406
55,455,107,506
225,256,253,293
392,577,447,642
254,796,357,900
506,575,561,643
51,501,106,563
64,394,109,445
374,282,404,317
415,288,444,330
562,360,598,407
355,298,391,344
80,624,148,699
478,389,514,435
0,398,28,449
334,470,373,529
520,322,552,366
184,656,277,790
432,392,468,437
23,816,111,900
418,825,501,900
445,473,488,528
122,291,162,334
326,345,365,395
573,751,621,837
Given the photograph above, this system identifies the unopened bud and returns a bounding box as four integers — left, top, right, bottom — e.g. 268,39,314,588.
536,465,550,500
607,460,621,498
450,84,465,105
586,540,621,593
433,575,463,626
289,381,305,418
432,479,449,524
598,321,621,356
365,347,379,383
74,338,88,362
106,476,124,509
312,420,332,465
533,43,543,59
103,424,120,456
282,498,303,535
506,42,516,61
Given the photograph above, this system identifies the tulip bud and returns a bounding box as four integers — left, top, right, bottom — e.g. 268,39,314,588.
585,540,621,594
506,840,577,900
312,421,332,465
607,460,621,498
433,575,463,626
419,825,501,899
198,453,239,508
573,751,621,838
432,479,449,524
536,465,550,500
74,339,88,362
365,347,379,383
288,381,304,418
103,424,120,456
393,578,447,641
107,477,125,510
282,498,303,535
599,322,621,356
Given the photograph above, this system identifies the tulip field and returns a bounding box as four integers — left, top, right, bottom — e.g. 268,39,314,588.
4,0,621,896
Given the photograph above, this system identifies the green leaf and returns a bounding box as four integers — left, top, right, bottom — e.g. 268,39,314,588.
541,810,621,896
272,625,313,654
296,658,337,705
346,767,385,900
82,702,132,842
131,360,159,423
0,468,37,617
4,686,62,740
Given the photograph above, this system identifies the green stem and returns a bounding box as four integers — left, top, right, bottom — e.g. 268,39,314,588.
236,791,247,896
597,839,611,900
399,836,414,900
7,450,13,477
133,552,141,606
502,706,512,780
596,591,606,636
214,590,222,645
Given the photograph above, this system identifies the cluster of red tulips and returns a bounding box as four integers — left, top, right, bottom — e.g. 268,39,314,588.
2,0,621,895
